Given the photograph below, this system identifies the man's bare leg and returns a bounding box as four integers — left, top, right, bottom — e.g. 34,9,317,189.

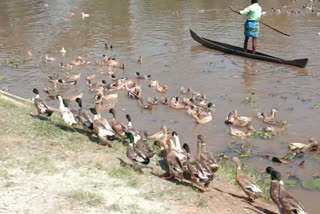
252,37,257,54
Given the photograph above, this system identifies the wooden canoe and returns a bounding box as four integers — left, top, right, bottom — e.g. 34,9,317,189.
190,29,308,68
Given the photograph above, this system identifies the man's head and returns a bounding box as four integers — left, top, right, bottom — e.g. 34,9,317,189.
252,0,258,3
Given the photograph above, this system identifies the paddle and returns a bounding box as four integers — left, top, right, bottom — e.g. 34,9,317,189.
229,7,291,37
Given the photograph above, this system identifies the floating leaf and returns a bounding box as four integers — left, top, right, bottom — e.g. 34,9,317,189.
302,178,320,190
312,104,320,109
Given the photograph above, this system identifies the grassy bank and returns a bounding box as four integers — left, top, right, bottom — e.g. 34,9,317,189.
0,94,277,214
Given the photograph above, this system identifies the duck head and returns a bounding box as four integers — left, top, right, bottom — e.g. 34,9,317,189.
126,132,134,143
109,108,116,117
126,114,131,122
265,166,275,175
231,156,241,169
75,98,82,108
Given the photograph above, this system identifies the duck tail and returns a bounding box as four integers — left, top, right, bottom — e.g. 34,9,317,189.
141,157,150,165
84,122,93,130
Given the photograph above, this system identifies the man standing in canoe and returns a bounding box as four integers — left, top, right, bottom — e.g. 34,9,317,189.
230,0,262,54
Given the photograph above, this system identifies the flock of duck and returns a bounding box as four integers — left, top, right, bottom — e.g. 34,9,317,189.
27,46,312,213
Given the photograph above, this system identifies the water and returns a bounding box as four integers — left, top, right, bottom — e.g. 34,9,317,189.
1,0,320,212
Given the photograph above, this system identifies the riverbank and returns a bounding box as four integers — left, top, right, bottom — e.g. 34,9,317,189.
0,93,277,214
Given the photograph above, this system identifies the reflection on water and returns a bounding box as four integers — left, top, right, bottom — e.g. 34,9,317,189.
1,0,320,212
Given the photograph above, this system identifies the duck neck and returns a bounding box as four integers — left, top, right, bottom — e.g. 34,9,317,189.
58,96,65,110
196,140,202,159
173,134,182,151
35,94,40,99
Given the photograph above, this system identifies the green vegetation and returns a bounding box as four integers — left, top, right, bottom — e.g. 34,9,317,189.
302,178,320,190
252,129,276,140
27,156,59,174
67,190,104,206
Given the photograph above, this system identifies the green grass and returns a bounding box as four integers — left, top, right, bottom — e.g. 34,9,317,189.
108,167,139,187
27,156,59,174
0,169,9,179
4,181,15,188
67,190,104,206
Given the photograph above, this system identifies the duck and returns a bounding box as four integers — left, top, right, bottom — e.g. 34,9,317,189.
125,114,141,143
95,89,118,101
180,86,192,94
191,111,213,124
265,167,282,213
32,88,54,117
94,100,115,114
270,170,308,214
60,62,73,70
44,54,56,63
60,47,66,55
153,140,168,159
89,108,114,147
147,125,167,140
135,132,154,158
182,97,194,106
232,157,263,201
126,132,150,167
136,72,151,80
109,108,127,140
147,97,159,105
197,135,219,173
226,110,253,127
225,110,236,124
66,72,81,81
160,97,169,105
265,119,287,127
104,56,119,67
156,83,168,93
169,132,188,163
230,126,252,138
138,98,153,110
57,95,77,126
68,12,75,16
137,56,142,64
186,138,213,191
169,97,187,109
164,133,186,182
257,108,278,123
81,12,89,19
262,122,286,134
288,138,319,153
72,98,93,131
58,79,77,86
148,79,159,88
105,43,113,50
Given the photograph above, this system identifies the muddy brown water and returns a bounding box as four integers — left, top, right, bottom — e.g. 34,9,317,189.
1,0,320,212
